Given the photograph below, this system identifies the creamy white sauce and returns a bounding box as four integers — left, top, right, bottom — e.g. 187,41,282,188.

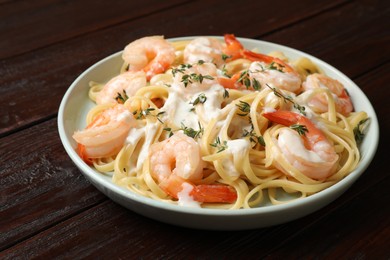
278,128,323,163
126,127,144,145
177,182,201,208
221,139,250,178
196,84,224,122
263,106,276,113
163,90,200,130
137,122,159,171
226,139,250,154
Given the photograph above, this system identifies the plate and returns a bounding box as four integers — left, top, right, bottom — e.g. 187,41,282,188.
58,36,379,230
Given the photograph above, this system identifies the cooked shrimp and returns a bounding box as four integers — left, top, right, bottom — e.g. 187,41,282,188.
73,104,135,163
248,61,301,93
183,37,224,67
149,132,237,204
122,36,175,80
223,33,244,61
218,34,301,93
303,73,353,116
263,110,339,179
96,71,147,105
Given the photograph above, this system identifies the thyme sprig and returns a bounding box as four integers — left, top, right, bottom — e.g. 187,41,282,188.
222,54,232,62
223,88,230,99
115,90,129,104
181,122,204,139
267,84,306,115
353,118,370,145
171,63,193,76
171,60,214,87
182,73,214,87
191,93,207,106
290,124,308,136
243,128,266,146
164,122,204,139
236,100,251,116
210,136,228,153
133,107,165,124
267,61,285,73
237,70,261,90
242,117,265,147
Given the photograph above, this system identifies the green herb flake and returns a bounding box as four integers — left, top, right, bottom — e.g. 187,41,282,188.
115,90,129,104
268,84,306,115
236,100,251,116
290,124,308,136
210,136,228,153
191,93,207,106
353,118,370,145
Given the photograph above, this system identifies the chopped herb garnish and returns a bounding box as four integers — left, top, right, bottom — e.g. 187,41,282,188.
223,88,230,99
133,107,165,124
221,65,230,78
172,63,193,77
210,136,228,153
171,62,214,87
243,127,266,147
290,124,308,136
191,93,207,105
268,62,285,72
115,90,129,104
267,84,306,115
353,118,370,145
222,53,232,61
181,73,214,87
236,70,261,90
163,127,174,137
236,100,251,116
180,122,203,139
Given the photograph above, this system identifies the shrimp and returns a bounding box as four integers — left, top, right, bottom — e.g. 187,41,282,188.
149,132,237,204
223,33,244,61
122,36,175,80
218,34,301,93
302,73,353,116
73,104,135,164
263,110,339,180
96,71,147,105
183,37,225,67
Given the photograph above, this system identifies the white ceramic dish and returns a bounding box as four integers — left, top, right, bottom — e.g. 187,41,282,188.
58,36,379,230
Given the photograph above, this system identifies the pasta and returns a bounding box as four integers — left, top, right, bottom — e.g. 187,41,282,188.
72,34,369,209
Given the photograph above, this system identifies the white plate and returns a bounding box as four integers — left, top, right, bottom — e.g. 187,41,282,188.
58,36,379,230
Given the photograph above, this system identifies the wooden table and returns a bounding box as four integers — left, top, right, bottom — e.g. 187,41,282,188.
1,0,389,258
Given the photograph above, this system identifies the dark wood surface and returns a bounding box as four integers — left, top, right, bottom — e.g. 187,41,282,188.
1,0,389,258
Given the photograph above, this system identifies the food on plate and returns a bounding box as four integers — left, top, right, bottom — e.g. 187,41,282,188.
73,34,369,209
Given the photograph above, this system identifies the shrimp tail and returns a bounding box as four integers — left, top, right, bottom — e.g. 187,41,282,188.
192,184,237,203
263,110,302,126
223,34,244,61
217,73,241,89
263,110,327,147
160,175,237,203
242,49,296,73
77,143,93,165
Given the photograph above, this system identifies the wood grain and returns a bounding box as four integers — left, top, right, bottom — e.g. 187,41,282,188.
0,0,189,59
1,0,388,258
0,119,106,251
0,0,348,137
